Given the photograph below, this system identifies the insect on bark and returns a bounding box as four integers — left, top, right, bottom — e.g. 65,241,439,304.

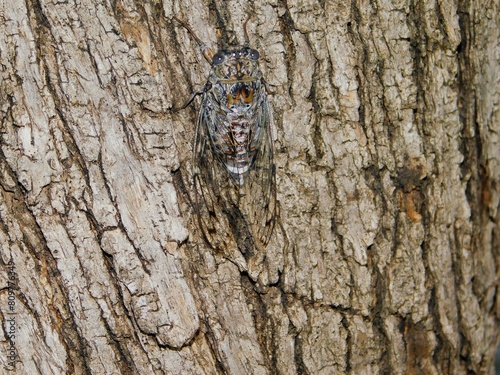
175,17,277,254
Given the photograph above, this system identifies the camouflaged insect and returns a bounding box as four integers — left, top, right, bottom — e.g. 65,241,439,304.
176,18,276,253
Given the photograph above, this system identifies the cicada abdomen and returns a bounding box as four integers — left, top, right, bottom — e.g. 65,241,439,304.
175,18,277,254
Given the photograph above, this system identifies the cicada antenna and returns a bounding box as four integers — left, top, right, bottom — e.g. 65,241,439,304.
243,14,251,46
173,16,214,62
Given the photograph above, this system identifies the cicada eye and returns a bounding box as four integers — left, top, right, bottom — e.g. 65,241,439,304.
212,52,225,65
247,49,259,61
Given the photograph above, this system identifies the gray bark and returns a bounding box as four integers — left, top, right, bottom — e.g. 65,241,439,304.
0,0,498,374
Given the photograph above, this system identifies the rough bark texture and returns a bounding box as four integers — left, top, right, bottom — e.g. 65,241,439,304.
0,0,498,374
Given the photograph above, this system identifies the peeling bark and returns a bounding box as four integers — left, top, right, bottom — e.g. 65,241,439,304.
0,0,498,374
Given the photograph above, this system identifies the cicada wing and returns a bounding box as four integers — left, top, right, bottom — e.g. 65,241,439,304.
193,100,238,251
239,94,277,249
194,89,276,253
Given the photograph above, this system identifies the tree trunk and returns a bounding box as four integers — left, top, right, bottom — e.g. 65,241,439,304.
0,0,498,374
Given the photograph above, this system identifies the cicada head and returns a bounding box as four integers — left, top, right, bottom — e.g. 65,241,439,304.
210,47,262,83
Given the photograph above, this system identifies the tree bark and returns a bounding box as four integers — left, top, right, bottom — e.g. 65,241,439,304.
0,0,498,374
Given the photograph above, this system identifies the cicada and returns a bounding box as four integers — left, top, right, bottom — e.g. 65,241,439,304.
175,18,276,255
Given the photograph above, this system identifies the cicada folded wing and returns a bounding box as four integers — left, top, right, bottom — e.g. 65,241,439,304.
237,95,277,249
192,102,238,251
193,89,277,253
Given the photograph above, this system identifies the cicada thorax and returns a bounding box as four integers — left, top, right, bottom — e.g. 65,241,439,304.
175,18,276,254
